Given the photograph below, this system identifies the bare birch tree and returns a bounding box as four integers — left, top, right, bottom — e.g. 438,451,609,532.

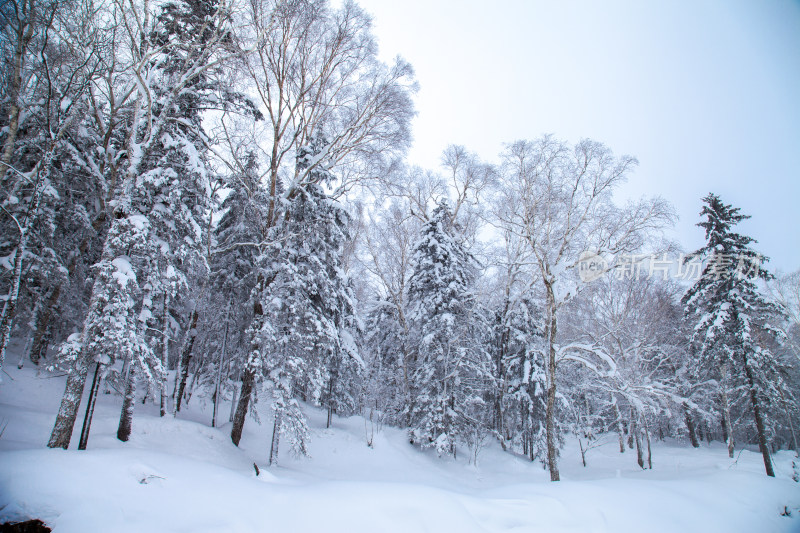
494,135,675,481
228,0,415,447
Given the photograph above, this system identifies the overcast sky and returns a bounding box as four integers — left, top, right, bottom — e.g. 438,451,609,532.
355,0,800,272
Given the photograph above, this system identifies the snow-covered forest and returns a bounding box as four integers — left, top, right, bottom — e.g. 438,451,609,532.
1,0,799,531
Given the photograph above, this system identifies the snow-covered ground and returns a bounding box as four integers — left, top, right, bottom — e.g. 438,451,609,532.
1,363,798,532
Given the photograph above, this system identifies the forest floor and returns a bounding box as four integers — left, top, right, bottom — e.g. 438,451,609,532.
0,362,798,532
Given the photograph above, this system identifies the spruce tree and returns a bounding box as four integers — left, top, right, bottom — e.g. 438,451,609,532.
232,138,361,459
683,193,789,476
405,201,486,456
48,0,237,449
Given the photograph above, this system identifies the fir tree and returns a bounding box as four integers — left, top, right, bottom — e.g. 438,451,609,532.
405,201,487,456
490,295,547,461
204,152,270,425
48,0,238,449
682,193,790,477
232,138,362,460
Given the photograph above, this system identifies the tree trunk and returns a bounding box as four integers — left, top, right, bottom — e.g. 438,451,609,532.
579,438,587,467
48,355,90,449
27,285,61,364
0,3,36,186
628,411,636,449
719,366,735,458
174,308,199,414
160,292,170,417
269,413,281,466
185,362,202,405
635,420,644,469
494,299,510,440
683,403,700,448
720,411,729,446
614,400,625,453
743,354,775,477
212,307,230,428
16,338,31,369
644,417,652,469
544,281,560,481
0,145,55,374
229,382,239,423
117,362,136,442
520,401,529,458
779,388,799,456
78,362,103,450
326,367,338,429
230,367,255,446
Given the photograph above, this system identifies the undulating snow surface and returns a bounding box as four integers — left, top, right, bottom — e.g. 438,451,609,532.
1,364,798,532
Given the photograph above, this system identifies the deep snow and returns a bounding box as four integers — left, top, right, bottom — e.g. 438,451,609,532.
1,362,798,532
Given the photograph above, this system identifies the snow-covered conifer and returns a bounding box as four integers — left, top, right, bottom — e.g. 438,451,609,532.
405,200,487,456
683,193,792,476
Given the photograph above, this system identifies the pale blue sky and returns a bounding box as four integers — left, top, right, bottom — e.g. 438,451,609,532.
356,0,800,272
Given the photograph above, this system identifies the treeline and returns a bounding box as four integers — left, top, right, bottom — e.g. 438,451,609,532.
0,0,797,481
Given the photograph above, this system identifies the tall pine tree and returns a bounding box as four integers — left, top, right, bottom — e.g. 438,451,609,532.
683,193,790,476
405,201,487,457
231,138,361,462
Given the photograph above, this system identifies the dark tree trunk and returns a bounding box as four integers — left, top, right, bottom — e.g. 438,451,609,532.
230,367,255,447
521,402,529,458
628,411,636,449
494,297,510,442
683,403,700,448
174,309,199,413
720,411,729,445
325,369,336,429
720,368,735,458
78,363,103,450
212,307,230,428
117,363,136,442
579,438,587,467
29,285,61,364
269,413,281,466
159,292,170,417
743,355,775,477
635,421,644,469
614,400,625,453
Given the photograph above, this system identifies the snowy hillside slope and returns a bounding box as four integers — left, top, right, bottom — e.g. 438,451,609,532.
1,363,798,532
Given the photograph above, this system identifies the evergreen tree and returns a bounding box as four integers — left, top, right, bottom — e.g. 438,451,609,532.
362,298,408,426
232,138,362,460
489,294,547,461
115,0,231,436
405,201,487,456
48,0,237,449
204,152,270,425
682,193,791,476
